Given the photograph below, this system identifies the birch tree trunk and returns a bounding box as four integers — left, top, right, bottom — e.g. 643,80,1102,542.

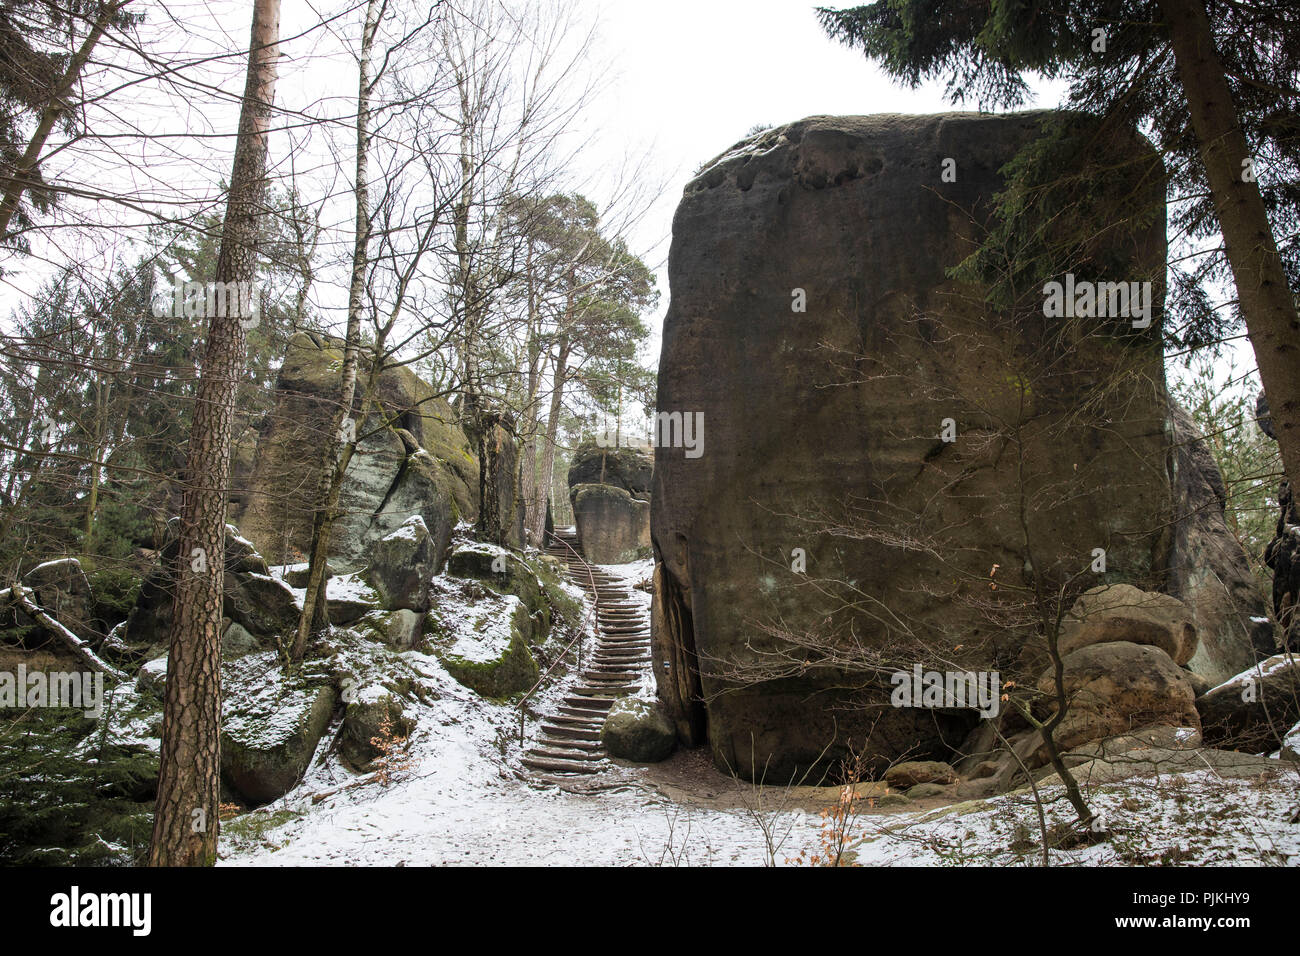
292,0,381,661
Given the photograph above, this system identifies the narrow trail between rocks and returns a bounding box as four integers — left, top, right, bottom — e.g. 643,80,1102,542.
521,528,653,784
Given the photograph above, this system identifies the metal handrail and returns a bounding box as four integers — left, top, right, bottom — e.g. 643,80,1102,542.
515,529,603,746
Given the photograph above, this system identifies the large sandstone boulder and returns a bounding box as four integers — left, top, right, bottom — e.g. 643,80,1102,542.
363,516,434,612
571,483,651,565
120,524,297,664
339,691,415,771
1033,641,1201,756
1168,403,1275,682
651,112,1200,780
1056,585,1197,665
601,697,676,763
568,440,653,498
222,653,338,805
1197,653,1300,753
232,332,481,572
433,598,538,698
884,760,957,789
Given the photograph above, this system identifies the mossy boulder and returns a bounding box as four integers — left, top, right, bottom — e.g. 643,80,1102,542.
224,572,299,642
221,653,338,805
435,600,538,698
601,697,675,763
339,691,415,770
363,516,435,612
446,544,580,636
355,609,425,651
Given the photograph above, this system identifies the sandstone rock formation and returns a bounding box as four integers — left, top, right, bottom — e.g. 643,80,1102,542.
1254,387,1298,654
232,331,513,573
567,441,653,564
601,697,676,763
650,113,1263,781
571,483,651,565
120,524,297,664
1264,481,1299,652
1033,641,1201,755
1168,403,1275,682
568,440,654,497
1056,585,1197,664
363,516,434,612
884,760,957,789
1197,653,1300,753
221,652,337,805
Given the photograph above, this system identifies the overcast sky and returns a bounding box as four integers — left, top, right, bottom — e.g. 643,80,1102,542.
568,0,1067,357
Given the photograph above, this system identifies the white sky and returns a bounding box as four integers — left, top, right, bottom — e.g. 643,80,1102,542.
0,0,1244,393
573,0,1062,355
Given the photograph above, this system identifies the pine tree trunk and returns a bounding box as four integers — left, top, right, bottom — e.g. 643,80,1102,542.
1158,0,1300,487
149,0,279,867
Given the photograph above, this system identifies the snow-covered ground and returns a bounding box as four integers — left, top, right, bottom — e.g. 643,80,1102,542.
220,559,817,866
219,558,1300,867
851,768,1300,866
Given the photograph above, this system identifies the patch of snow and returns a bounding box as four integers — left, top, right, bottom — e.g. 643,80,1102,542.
327,572,377,604
427,576,523,663
25,557,83,575
851,768,1300,866
382,515,427,542
1207,653,1296,695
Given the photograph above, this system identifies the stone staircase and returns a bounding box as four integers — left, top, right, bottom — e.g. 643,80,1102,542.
520,527,651,781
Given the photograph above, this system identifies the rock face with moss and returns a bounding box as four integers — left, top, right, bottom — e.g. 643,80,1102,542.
221,652,338,805
426,543,578,698
650,113,1263,781
119,524,296,664
232,331,486,572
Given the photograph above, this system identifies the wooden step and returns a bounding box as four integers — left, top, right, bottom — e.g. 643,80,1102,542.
522,755,602,775
529,746,604,763
537,734,604,752
546,713,604,728
563,695,614,710
541,723,602,741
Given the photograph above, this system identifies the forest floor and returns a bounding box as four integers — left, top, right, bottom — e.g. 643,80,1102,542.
217,561,1300,867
